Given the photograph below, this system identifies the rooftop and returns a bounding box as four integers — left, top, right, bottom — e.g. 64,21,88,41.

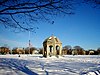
43,35,62,44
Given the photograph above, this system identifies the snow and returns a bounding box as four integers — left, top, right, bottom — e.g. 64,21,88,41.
0,55,100,75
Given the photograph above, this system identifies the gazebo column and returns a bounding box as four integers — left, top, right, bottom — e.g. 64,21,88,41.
59,45,62,55
54,45,56,56
47,45,50,57
43,45,44,56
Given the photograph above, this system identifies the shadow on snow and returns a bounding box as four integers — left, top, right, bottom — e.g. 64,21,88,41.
0,58,38,75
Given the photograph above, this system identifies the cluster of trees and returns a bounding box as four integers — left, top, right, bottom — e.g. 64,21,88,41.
0,46,39,54
0,46,10,54
62,45,100,55
12,47,38,54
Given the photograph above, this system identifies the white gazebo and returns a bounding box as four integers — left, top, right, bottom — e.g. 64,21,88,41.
43,35,62,57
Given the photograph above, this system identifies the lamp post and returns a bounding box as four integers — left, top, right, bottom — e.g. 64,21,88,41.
28,27,36,55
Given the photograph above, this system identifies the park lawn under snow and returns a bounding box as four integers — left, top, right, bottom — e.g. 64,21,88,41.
0,55,100,75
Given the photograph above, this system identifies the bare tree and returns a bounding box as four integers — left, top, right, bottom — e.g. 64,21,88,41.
62,45,72,55
0,0,75,32
73,46,85,55
63,45,72,50
39,48,43,54
0,46,10,54
73,46,83,50
97,47,100,55
84,0,100,8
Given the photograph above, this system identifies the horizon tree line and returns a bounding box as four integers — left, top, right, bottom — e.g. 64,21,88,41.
0,45,100,55
62,45,100,55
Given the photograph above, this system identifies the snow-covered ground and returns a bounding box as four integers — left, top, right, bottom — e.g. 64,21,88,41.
0,55,100,75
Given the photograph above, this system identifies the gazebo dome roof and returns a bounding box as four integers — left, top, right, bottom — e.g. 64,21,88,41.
43,35,62,44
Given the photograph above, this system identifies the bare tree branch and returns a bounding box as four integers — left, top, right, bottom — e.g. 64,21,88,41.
0,9,38,15
84,0,100,8
0,0,8,5
10,14,28,30
0,1,61,14
0,0,99,32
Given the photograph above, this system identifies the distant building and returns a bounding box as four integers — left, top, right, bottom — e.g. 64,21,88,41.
12,48,25,54
33,50,39,54
89,50,95,55
16,48,25,54
72,49,78,55
43,35,62,57
72,49,86,55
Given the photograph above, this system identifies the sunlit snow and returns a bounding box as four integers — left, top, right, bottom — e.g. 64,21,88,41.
0,55,100,75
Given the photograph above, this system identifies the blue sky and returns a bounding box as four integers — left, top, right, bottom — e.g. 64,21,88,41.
0,4,100,50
